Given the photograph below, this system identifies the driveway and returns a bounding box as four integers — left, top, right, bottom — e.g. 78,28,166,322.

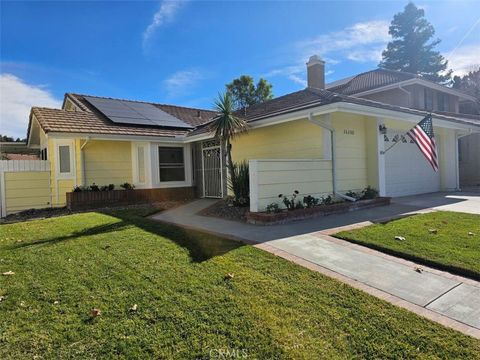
151,191,480,338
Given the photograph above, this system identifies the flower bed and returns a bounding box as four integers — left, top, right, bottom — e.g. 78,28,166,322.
245,197,391,225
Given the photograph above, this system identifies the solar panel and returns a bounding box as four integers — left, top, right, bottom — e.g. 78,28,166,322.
84,96,192,129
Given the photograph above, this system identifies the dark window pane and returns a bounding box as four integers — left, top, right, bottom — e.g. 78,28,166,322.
159,147,185,182
59,145,70,173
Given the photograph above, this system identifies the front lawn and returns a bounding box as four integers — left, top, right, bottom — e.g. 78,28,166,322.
1,209,479,358
336,211,480,279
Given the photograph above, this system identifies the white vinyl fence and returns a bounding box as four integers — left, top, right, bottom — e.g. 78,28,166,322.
249,159,333,212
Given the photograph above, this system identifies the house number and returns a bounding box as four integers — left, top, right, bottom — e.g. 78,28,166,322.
343,129,355,135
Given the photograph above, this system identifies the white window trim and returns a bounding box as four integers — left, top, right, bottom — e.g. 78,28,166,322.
55,139,76,180
131,142,152,188
150,142,192,188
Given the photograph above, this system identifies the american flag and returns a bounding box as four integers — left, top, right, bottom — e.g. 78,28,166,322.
407,115,439,172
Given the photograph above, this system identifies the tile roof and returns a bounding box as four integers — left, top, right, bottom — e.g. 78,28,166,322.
66,94,217,128
31,107,189,138
327,69,418,95
188,88,480,137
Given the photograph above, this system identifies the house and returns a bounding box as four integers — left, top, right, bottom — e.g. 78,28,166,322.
325,66,480,187
16,55,480,215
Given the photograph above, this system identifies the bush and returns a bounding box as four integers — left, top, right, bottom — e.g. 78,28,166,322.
321,195,334,205
90,183,100,192
120,182,135,190
265,203,281,213
303,195,319,208
345,190,360,199
228,161,249,206
360,186,378,200
279,190,301,211
100,184,115,191
73,186,88,192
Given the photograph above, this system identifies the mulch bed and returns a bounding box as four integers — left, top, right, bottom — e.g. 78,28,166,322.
198,200,249,222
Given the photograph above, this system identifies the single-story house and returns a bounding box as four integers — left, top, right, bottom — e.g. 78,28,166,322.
19,56,480,214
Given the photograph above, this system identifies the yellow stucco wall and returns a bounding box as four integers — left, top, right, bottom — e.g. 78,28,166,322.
231,112,375,194
231,119,325,161
83,140,132,186
4,171,51,213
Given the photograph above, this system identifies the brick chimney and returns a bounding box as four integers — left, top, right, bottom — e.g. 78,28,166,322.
306,55,325,89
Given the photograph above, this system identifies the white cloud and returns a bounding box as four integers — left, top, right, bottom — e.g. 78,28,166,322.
0,74,61,138
266,20,390,86
447,44,480,76
164,69,204,97
143,0,186,47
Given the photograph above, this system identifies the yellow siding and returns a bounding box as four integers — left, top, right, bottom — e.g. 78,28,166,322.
231,119,325,161
5,171,51,213
231,113,373,194
83,140,132,186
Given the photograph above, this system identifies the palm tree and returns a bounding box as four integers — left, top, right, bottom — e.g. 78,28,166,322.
210,92,248,190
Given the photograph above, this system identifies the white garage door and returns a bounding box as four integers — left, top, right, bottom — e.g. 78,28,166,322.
385,131,440,197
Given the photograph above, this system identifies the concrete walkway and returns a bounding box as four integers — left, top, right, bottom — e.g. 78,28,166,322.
151,193,480,338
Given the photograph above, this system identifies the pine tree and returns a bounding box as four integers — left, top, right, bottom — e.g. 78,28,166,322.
379,2,452,84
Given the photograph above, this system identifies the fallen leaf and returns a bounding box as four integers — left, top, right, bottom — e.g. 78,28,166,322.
414,267,423,274
2,271,15,276
0,296,6,302
468,232,475,236
53,300,59,305
428,229,437,234
90,308,101,317
130,304,138,312
394,236,405,241
224,273,234,280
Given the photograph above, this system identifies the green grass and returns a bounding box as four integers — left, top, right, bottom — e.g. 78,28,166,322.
1,209,479,359
336,211,480,279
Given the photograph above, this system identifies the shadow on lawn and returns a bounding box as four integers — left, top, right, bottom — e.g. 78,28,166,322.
14,207,244,263
108,209,244,262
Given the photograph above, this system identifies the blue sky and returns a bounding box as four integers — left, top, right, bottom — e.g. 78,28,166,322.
1,0,479,138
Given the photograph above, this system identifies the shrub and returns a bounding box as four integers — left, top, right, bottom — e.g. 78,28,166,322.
321,195,334,205
360,186,379,200
120,182,135,190
72,186,87,192
108,184,115,191
279,190,300,211
228,161,249,206
345,190,360,199
100,184,115,191
90,183,100,192
303,195,319,208
265,203,281,213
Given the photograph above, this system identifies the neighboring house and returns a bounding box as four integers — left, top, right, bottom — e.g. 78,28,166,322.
326,67,480,187
15,55,480,215
0,142,39,160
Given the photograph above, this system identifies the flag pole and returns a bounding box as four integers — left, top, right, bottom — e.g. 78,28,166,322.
382,112,432,155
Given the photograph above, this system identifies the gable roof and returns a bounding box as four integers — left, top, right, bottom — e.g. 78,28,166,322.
326,68,476,101
327,69,417,95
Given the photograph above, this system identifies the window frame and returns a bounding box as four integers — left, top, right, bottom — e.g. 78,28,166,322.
55,139,75,179
158,146,186,182
150,143,192,188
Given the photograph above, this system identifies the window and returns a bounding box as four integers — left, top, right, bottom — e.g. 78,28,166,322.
437,92,448,112
424,88,433,110
40,148,48,160
59,145,71,173
158,147,185,182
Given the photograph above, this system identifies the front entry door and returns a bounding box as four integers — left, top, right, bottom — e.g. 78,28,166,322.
202,141,223,198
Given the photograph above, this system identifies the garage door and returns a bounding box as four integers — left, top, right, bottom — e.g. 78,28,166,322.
385,131,440,197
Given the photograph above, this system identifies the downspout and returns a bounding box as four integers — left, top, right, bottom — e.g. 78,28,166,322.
80,137,90,186
308,113,356,202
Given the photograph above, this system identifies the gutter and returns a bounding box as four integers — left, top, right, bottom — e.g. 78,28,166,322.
308,113,356,202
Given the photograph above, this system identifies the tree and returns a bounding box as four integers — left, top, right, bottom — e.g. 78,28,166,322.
453,67,480,114
226,75,273,110
379,2,452,84
210,92,249,199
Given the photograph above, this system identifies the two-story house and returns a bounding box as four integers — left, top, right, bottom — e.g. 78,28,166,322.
326,69,480,187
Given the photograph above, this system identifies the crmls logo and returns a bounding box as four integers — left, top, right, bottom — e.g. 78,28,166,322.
209,348,249,358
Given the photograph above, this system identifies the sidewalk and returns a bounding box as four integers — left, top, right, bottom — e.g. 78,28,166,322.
151,199,480,338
